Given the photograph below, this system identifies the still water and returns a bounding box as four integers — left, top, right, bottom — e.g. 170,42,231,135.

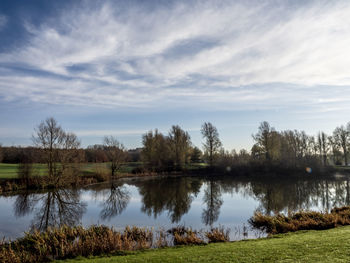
1,175,350,240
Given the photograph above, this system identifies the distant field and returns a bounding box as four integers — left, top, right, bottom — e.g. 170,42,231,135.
0,163,132,179
0,162,207,179
0,163,49,179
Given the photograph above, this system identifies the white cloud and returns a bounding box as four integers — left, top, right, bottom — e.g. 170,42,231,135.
1,0,350,112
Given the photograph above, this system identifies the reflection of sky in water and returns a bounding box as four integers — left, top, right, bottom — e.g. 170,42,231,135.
0,197,31,238
1,177,349,240
79,184,259,239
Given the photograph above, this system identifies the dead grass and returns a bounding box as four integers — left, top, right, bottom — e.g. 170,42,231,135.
0,225,232,263
249,206,350,234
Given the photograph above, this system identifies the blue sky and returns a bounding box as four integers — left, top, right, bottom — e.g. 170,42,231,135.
1,0,350,150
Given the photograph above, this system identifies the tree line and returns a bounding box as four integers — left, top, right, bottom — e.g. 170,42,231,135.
1,117,350,177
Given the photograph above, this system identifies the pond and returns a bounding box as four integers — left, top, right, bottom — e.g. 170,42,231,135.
1,174,350,240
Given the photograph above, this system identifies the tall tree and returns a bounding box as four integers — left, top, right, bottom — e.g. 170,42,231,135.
252,121,281,161
201,122,222,166
103,136,127,178
333,125,350,165
317,132,328,166
168,125,191,169
141,129,171,171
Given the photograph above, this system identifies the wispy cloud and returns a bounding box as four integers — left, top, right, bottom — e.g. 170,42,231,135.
1,0,350,112
0,15,7,30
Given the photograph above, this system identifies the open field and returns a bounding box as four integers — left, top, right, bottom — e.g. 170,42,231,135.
59,226,350,263
0,163,48,179
0,162,207,179
0,163,135,179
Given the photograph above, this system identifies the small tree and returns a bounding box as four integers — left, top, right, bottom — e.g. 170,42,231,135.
103,136,127,178
201,122,222,166
191,147,202,163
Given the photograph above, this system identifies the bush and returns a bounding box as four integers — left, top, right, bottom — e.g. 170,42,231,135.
168,226,205,246
205,226,230,243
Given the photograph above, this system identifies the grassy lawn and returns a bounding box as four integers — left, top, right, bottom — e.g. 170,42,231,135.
58,226,350,263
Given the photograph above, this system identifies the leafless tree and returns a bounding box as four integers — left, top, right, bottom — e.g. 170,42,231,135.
100,182,130,220
333,125,350,165
317,132,329,166
201,122,222,166
103,136,127,178
32,117,81,185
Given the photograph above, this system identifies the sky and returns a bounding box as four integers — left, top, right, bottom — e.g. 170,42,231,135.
1,0,350,151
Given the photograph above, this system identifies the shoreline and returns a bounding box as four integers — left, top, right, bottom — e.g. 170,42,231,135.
1,165,350,195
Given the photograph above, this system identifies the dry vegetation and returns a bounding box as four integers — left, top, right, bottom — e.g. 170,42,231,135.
0,225,231,263
249,206,350,234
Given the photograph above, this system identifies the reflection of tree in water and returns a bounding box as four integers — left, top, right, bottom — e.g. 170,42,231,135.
14,189,86,231
14,191,35,217
247,178,350,215
136,177,202,223
100,182,130,221
202,179,223,226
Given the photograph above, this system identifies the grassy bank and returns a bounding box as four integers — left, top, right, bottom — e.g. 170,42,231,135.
59,226,350,263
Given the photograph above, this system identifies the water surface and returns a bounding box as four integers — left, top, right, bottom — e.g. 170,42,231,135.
1,175,349,240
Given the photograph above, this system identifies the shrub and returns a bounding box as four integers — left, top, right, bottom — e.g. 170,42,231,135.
168,226,205,246
205,226,230,243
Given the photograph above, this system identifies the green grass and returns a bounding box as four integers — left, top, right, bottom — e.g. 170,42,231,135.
58,226,350,263
0,162,144,179
0,163,48,179
0,162,206,179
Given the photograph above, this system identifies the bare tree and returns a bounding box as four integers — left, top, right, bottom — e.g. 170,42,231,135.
32,117,81,185
317,132,329,166
103,136,127,178
333,125,350,165
201,122,222,166
33,117,64,179
100,182,130,220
